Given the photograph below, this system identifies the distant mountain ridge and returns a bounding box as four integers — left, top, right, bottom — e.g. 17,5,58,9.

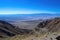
0,13,59,21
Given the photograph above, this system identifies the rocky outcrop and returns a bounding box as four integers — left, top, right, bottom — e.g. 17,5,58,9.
56,36,60,40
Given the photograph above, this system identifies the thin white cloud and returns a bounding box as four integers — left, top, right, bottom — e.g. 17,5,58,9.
0,8,57,14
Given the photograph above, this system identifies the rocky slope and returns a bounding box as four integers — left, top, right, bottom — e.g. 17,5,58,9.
0,20,33,38
35,17,60,35
0,17,60,40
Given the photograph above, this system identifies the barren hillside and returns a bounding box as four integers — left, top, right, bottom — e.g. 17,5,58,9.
0,17,60,40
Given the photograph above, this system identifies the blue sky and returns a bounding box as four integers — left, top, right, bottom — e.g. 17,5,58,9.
0,0,60,14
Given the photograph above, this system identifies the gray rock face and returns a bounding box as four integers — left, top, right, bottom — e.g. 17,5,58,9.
56,36,60,40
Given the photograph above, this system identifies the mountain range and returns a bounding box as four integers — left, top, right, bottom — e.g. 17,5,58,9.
0,17,60,40
0,13,60,21
0,14,60,40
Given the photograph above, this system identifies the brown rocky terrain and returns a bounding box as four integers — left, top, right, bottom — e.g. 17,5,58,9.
34,17,60,40
0,17,60,40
